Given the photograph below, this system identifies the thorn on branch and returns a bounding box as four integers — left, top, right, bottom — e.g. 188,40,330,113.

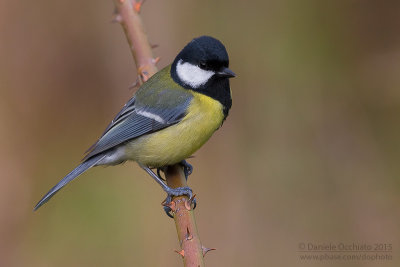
138,65,150,82
138,65,147,78
185,227,193,241
133,0,146,13
174,249,185,258
152,57,161,65
184,199,191,211
111,14,123,23
141,71,150,82
202,246,216,256
162,199,176,213
111,8,123,23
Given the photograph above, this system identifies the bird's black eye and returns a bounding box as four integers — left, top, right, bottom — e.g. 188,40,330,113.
199,61,207,68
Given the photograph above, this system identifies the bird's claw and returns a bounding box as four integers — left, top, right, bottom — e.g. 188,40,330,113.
163,205,174,218
190,196,197,210
180,160,193,180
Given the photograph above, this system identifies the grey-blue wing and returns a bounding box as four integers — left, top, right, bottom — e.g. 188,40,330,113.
83,89,193,160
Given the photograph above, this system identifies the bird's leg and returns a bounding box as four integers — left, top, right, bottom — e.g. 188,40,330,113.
156,167,165,181
139,164,193,218
180,160,193,180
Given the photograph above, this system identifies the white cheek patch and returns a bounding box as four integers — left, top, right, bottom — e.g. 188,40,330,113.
176,59,215,88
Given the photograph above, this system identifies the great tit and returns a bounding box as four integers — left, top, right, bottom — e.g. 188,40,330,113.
34,36,235,211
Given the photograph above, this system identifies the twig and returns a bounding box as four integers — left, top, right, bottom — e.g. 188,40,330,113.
112,1,207,266
113,0,157,83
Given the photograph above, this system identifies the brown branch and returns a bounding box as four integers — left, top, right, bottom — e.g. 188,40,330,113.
164,166,206,267
113,0,158,83
112,1,206,266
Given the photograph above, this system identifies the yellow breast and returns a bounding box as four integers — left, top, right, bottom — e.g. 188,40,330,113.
125,92,224,167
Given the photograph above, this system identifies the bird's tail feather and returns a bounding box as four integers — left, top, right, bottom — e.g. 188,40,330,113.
34,154,106,211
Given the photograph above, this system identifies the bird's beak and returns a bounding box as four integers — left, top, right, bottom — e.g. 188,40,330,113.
217,67,236,78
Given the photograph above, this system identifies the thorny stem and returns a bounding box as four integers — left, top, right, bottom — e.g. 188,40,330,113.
112,1,207,266
113,0,157,83
165,166,205,267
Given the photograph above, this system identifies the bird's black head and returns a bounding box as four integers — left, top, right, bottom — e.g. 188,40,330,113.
171,36,235,116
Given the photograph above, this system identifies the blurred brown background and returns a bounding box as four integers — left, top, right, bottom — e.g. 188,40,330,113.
1,0,399,266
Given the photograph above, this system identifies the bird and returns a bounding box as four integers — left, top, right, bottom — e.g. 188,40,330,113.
34,36,235,212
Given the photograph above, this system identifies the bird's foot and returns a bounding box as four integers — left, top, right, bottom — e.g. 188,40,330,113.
162,186,197,218
164,186,193,205
139,164,196,218
180,160,193,180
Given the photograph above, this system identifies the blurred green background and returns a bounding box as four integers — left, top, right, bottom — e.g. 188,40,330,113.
1,0,399,266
